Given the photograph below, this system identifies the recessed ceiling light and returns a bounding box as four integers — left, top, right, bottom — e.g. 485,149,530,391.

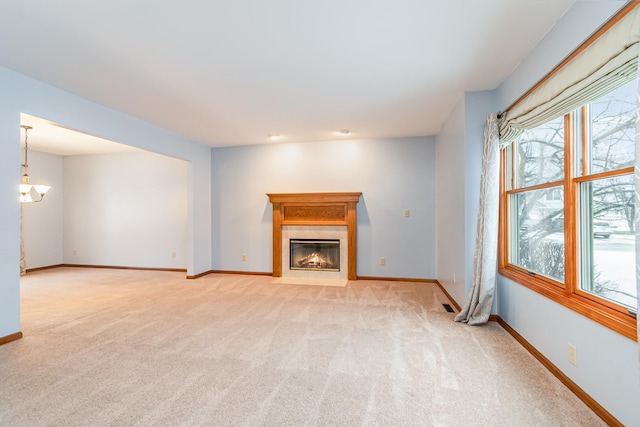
338,129,350,136
268,134,281,140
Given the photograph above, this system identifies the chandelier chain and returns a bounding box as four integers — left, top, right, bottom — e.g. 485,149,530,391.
21,125,32,171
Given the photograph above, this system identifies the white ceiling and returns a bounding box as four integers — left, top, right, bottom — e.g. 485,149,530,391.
0,0,606,151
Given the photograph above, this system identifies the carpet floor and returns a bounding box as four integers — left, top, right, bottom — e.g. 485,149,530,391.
0,267,604,426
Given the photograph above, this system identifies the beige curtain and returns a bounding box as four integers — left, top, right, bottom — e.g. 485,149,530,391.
634,42,640,374
455,113,501,325
500,5,640,145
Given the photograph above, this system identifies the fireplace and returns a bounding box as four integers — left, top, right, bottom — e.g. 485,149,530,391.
266,192,361,280
290,239,340,272
282,225,348,280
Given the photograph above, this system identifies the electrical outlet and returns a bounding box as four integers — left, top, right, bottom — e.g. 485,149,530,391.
242,254,247,262
171,251,176,258
452,273,456,284
568,344,577,366
403,209,410,217
379,257,385,265
73,249,77,256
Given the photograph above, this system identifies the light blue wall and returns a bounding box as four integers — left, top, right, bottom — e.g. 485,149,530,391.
494,2,639,425
499,277,639,425
436,98,466,303
211,136,437,278
0,66,212,339
0,99,21,338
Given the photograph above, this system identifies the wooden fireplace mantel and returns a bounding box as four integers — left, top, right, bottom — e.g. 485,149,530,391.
266,192,362,280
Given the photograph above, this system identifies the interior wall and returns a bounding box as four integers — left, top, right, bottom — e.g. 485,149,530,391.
63,152,188,269
435,98,466,304
211,136,437,279
0,65,212,339
0,111,21,338
22,150,64,269
494,2,639,425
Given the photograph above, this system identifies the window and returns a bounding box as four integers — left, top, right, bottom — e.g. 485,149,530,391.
500,79,637,339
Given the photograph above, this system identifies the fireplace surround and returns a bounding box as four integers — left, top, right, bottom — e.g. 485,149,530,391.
266,192,361,280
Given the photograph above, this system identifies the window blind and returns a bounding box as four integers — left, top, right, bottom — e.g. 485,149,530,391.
499,3,640,146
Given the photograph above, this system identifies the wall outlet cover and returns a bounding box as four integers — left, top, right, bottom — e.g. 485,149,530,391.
568,343,577,366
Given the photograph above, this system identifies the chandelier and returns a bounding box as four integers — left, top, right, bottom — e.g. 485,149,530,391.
20,125,51,203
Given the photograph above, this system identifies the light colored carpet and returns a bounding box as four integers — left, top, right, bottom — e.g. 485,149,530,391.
271,277,348,287
0,267,604,426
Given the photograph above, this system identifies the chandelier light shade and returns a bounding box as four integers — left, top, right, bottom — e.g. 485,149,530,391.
20,125,50,203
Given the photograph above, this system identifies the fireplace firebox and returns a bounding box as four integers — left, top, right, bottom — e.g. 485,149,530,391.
290,239,340,272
